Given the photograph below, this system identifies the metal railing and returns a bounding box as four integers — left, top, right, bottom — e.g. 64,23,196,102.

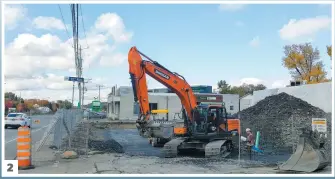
35,109,90,156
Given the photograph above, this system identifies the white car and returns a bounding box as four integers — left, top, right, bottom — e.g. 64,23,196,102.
5,113,32,129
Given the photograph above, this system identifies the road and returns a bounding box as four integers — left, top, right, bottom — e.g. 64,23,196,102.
4,115,54,160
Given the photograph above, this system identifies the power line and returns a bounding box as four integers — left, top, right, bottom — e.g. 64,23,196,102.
57,4,72,43
79,5,89,48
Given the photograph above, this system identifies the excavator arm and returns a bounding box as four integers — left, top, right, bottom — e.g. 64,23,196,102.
128,46,198,126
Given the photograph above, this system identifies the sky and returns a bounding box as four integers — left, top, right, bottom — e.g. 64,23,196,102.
3,3,333,104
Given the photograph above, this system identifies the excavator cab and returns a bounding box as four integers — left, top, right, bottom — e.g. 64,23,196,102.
191,104,228,135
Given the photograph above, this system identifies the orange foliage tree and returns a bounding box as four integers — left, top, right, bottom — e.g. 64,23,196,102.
282,43,330,84
24,100,35,110
40,100,49,106
327,45,332,60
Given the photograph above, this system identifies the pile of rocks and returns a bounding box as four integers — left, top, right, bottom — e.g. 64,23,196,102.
239,92,331,156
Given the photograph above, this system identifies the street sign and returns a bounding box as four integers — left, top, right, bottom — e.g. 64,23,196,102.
64,76,84,83
312,118,327,133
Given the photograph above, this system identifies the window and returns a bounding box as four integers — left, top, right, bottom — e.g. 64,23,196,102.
149,103,158,111
8,113,18,117
230,106,234,110
133,103,140,115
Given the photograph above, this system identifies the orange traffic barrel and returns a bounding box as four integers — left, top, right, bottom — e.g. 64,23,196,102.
17,126,35,170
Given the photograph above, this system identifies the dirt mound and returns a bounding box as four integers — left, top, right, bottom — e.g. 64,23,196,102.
239,92,331,156
240,92,326,119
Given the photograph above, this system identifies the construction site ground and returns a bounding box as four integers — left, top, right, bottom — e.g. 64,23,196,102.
19,119,332,174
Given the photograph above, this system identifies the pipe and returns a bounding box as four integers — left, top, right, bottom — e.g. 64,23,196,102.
255,131,260,148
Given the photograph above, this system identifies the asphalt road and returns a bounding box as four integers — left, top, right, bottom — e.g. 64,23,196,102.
4,115,54,160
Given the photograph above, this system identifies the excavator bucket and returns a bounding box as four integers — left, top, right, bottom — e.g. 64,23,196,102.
279,129,330,173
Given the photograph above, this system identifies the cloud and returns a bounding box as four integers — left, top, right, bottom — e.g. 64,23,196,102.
5,74,73,92
249,36,260,47
4,10,133,104
5,12,133,79
278,16,331,41
271,80,288,88
4,33,75,78
4,74,112,103
231,78,265,87
94,13,133,43
32,16,68,30
219,4,247,11
4,5,27,29
100,53,127,67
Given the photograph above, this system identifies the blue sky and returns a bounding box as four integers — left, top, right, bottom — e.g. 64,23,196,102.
3,3,333,102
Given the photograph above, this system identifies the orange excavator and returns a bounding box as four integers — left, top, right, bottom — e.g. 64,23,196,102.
128,46,240,158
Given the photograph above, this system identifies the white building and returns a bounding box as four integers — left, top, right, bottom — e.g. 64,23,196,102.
239,94,253,111
239,82,332,113
107,86,240,120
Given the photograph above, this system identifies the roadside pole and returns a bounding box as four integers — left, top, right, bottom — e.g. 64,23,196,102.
72,82,75,107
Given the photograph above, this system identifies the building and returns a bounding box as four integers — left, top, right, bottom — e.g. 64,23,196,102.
107,86,239,120
239,82,331,113
148,85,213,94
107,86,182,120
239,94,253,111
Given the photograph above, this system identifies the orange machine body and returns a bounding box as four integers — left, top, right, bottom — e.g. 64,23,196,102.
128,47,198,122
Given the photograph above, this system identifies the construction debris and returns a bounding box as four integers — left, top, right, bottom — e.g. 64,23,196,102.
61,151,78,159
239,92,331,157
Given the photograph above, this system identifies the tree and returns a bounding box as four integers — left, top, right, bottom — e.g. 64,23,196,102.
56,100,73,109
217,80,267,97
40,100,49,107
217,80,231,94
24,100,34,110
63,100,73,109
282,43,329,84
327,45,332,60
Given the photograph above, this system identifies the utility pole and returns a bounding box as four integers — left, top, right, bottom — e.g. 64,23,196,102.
97,84,104,101
78,46,82,108
82,78,92,107
71,82,75,107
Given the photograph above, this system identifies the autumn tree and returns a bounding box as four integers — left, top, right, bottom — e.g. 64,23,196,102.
39,100,49,107
327,45,332,60
24,100,35,110
282,43,329,84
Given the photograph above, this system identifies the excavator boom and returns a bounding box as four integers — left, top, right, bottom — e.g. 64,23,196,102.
128,46,197,124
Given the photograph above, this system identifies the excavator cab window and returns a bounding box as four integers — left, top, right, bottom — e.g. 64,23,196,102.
192,106,209,133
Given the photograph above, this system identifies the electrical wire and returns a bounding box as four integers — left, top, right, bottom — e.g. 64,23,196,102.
57,4,72,45
79,5,89,48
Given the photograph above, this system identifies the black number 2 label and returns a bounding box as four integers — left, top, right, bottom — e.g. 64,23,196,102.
7,163,13,172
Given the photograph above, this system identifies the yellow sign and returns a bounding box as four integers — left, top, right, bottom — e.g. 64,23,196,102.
312,118,327,133
34,120,40,124
312,121,326,125
151,109,169,114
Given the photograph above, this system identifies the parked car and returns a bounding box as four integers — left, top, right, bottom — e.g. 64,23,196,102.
5,113,32,129
83,110,107,119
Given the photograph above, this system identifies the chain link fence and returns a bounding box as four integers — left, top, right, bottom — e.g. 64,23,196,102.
34,109,91,157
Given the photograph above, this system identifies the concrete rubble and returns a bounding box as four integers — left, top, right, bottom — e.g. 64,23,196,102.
239,92,332,158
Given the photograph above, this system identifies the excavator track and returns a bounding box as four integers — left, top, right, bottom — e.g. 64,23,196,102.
162,138,186,158
205,140,231,158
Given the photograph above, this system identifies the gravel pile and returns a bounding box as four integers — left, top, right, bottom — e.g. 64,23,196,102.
239,92,332,156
